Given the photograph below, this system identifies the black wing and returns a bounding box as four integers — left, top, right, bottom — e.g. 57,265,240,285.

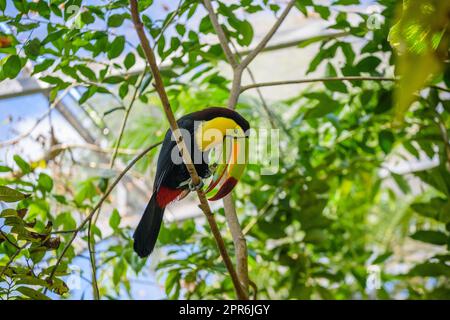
153,117,194,190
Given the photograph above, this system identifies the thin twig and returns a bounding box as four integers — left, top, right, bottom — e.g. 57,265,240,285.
87,218,100,300
0,230,20,250
43,141,162,292
86,70,147,300
0,245,26,279
49,143,139,155
238,31,350,55
240,0,296,69
431,85,450,93
129,0,248,300
240,76,396,92
109,73,147,167
0,86,73,148
230,41,277,129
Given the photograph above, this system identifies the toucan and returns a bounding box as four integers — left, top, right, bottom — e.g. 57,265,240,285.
133,107,250,257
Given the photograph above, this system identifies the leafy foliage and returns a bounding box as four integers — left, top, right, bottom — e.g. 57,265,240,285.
0,0,449,300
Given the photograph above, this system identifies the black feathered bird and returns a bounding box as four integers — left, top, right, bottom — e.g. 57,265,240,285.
133,107,250,257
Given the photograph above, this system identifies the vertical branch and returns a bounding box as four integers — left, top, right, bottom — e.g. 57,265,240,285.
201,0,250,295
202,0,238,69
85,2,185,299
223,194,249,295
87,218,100,300
203,0,296,298
129,0,248,300
228,68,243,110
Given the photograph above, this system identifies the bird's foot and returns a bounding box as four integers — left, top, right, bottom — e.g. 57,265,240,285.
188,179,204,191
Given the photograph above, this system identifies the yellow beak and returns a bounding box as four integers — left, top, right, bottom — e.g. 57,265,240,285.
205,135,248,201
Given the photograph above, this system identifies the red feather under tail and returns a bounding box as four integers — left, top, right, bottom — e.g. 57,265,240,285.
156,187,183,207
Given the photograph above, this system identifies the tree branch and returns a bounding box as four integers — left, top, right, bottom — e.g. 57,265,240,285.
87,218,100,300
0,245,27,279
129,0,247,300
240,0,296,69
238,31,350,56
201,2,251,297
240,76,396,92
202,0,239,69
223,194,249,296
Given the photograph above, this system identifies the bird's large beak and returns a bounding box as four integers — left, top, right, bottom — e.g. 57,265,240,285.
206,135,248,201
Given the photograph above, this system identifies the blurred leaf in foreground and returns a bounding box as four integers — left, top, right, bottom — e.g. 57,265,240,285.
388,0,450,124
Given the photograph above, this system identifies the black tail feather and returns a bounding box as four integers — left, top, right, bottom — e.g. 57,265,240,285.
133,193,165,258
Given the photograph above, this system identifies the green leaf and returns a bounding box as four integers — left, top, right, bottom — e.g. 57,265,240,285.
12,0,29,13
0,185,29,202
24,38,41,57
42,29,65,45
388,0,449,124
0,0,6,11
165,269,181,298
378,130,395,154
16,286,51,300
324,63,347,93
414,166,450,196
103,76,124,84
314,5,330,19
138,0,153,11
119,82,128,99
3,55,22,79
411,198,450,223
124,52,135,70
113,258,126,286
175,24,186,36
0,165,12,172
304,93,338,119
55,211,77,231
373,252,393,264
79,86,98,105
77,65,97,81
391,173,410,194
38,173,53,192
74,179,97,205
108,14,127,28
409,262,450,277
80,11,95,25
355,56,381,73
411,230,448,245
333,0,359,4
13,155,31,173
109,209,121,230
35,0,50,19
15,275,49,287
32,58,54,75
49,278,69,296
238,20,253,46
108,36,125,59
374,89,393,114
